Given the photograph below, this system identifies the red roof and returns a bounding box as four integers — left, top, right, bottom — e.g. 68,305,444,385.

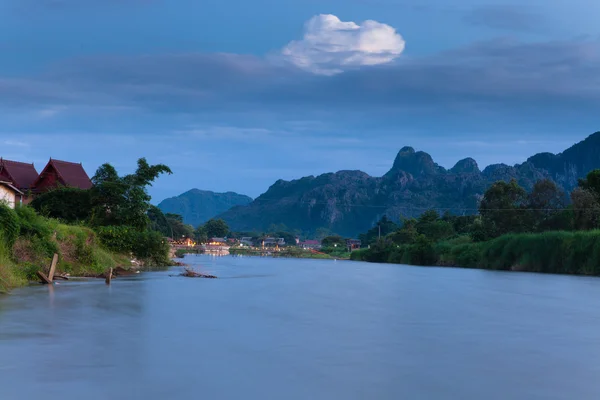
0,158,39,190
34,159,93,190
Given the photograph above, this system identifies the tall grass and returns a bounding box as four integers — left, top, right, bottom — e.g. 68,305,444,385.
353,231,600,276
0,232,25,293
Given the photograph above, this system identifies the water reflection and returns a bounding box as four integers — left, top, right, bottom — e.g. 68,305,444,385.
2,256,600,400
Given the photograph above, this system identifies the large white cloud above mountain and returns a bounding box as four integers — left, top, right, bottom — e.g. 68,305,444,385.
281,14,406,75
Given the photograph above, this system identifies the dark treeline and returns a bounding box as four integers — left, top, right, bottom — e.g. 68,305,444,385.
352,170,600,275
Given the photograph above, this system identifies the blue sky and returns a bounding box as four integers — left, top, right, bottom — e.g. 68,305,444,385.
1,0,599,201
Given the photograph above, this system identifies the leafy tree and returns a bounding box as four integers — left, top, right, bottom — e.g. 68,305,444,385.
578,169,600,198
415,210,455,242
203,218,229,238
90,158,172,230
322,235,346,248
148,205,171,237
165,213,183,223
527,179,567,231
388,218,418,245
358,216,399,245
479,179,529,237
571,188,600,230
30,187,92,223
194,225,209,243
442,214,477,235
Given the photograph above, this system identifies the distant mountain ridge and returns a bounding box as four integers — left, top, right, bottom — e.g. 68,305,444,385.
157,189,252,227
216,132,600,237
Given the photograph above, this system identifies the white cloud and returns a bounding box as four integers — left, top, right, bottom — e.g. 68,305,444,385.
2,140,30,148
281,14,406,75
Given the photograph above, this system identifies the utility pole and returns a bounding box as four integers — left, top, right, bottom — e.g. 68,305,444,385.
378,224,381,240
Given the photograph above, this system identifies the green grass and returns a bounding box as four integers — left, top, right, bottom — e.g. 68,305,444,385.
0,232,26,293
353,231,600,276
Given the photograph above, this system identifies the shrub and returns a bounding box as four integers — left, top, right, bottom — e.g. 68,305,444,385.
30,187,92,223
0,204,20,247
96,225,170,266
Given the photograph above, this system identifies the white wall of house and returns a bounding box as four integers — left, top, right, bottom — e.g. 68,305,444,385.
0,185,17,209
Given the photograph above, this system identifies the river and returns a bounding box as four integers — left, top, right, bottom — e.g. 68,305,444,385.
2,255,600,399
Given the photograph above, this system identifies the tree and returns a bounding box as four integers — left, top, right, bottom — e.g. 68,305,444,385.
194,225,208,243
90,158,172,230
388,218,418,245
148,205,171,237
415,210,455,242
479,179,529,237
203,218,229,238
571,188,600,230
578,169,600,198
358,216,399,245
30,187,92,223
527,179,566,231
322,235,346,248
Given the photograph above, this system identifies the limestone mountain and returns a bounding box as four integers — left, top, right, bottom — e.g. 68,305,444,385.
217,132,600,237
157,189,252,228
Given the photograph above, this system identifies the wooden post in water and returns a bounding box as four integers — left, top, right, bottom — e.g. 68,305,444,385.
48,253,59,282
37,271,52,285
105,268,113,285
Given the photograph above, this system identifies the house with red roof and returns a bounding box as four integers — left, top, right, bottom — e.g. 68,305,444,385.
0,158,39,204
0,158,39,191
33,159,93,193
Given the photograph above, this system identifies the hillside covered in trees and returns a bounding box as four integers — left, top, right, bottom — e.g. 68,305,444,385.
218,132,600,237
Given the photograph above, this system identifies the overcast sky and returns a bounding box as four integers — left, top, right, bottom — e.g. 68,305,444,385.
1,0,599,201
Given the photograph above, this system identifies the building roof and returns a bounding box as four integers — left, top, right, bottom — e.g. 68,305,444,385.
301,240,321,245
35,159,93,190
0,180,24,195
0,158,39,190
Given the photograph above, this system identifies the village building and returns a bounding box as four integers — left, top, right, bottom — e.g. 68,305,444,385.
262,237,285,247
208,238,227,246
240,237,255,246
300,240,322,250
346,239,362,251
33,158,93,193
0,158,39,203
0,181,24,209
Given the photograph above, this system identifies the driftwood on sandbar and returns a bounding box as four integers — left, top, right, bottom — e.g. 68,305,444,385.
181,268,217,279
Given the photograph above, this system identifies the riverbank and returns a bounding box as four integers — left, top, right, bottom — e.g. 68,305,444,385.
0,205,170,293
230,246,350,260
351,230,600,276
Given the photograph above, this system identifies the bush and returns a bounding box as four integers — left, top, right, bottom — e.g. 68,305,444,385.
0,204,20,247
30,187,92,223
96,225,170,266
15,206,54,238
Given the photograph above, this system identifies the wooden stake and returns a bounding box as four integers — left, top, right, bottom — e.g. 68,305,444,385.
48,253,59,282
37,271,52,285
105,268,112,285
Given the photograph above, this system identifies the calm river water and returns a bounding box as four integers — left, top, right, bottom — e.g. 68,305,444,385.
2,255,600,399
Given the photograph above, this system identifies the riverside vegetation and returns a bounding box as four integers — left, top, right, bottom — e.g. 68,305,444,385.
0,158,174,293
352,170,600,276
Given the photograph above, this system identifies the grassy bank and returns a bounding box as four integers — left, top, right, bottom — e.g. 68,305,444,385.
0,205,153,293
351,231,600,276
